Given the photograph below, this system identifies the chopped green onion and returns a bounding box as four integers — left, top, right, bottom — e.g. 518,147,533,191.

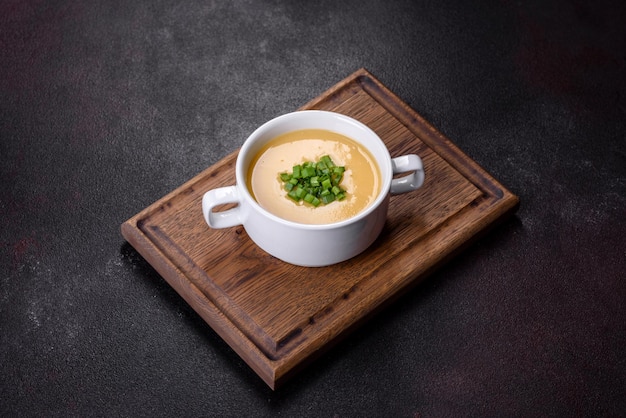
278,155,348,207
287,189,299,201
302,166,316,178
320,155,333,167
321,193,335,204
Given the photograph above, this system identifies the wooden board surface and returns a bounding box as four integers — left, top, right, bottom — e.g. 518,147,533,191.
121,68,519,389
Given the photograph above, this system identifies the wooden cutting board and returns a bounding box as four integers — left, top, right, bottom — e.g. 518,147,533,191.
121,68,519,389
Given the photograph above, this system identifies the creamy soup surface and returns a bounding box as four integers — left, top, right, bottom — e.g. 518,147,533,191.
248,129,381,224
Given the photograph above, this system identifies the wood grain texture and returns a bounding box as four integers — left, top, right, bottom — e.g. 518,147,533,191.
121,68,519,389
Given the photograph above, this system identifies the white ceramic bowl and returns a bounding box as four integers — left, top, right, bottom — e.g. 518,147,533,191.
202,110,424,266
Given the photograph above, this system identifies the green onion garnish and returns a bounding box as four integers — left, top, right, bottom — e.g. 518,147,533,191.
279,155,347,207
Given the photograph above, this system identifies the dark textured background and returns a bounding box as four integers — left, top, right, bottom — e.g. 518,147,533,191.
1,0,625,416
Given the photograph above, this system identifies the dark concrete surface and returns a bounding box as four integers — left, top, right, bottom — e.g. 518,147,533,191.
1,0,624,416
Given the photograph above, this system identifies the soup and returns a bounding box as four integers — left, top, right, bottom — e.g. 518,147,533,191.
248,129,381,224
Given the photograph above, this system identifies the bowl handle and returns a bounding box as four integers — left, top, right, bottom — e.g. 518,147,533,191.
390,154,425,195
202,186,243,229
